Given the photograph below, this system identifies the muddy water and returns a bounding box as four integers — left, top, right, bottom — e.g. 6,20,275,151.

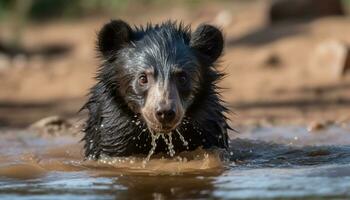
0,124,350,199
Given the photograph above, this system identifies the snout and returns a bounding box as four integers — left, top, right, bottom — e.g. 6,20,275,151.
150,102,181,132
155,104,176,124
141,102,183,133
141,81,184,133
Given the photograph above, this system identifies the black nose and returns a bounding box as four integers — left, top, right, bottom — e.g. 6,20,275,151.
156,107,176,123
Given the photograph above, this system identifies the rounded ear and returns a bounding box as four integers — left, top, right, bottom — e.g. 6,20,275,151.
190,24,224,63
97,19,132,58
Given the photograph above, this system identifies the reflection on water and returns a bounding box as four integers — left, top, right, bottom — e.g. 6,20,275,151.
0,124,350,199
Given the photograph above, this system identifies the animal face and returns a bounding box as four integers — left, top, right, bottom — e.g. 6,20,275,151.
116,33,202,133
97,20,223,133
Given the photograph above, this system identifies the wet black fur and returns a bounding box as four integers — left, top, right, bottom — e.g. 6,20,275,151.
82,20,230,159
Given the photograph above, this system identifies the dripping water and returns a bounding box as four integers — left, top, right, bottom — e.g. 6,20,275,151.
143,130,160,166
161,133,175,157
176,128,188,147
143,129,189,166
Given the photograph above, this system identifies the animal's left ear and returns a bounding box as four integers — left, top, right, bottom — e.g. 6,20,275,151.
190,24,224,63
97,19,133,58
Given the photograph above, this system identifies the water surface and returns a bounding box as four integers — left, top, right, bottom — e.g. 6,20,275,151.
0,124,350,199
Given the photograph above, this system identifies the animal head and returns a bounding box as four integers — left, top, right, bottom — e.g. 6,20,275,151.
97,20,224,133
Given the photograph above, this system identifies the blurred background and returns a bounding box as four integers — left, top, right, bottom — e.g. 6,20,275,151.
0,0,350,128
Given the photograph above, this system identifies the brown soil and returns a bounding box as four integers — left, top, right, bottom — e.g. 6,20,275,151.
0,1,350,128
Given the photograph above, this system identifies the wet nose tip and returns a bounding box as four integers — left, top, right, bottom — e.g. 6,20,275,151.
156,108,176,123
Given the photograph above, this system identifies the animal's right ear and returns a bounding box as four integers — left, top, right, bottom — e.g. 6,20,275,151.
97,20,132,58
190,24,224,63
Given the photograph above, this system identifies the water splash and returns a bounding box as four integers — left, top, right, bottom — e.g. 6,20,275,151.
142,124,192,166
99,155,137,166
161,133,175,157
143,130,182,166
143,130,160,166
176,129,188,147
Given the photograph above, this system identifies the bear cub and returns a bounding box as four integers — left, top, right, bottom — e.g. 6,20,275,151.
82,19,230,159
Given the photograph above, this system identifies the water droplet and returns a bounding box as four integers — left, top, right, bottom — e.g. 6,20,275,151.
143,130,160,166
161,133,175,157
176,129,188,146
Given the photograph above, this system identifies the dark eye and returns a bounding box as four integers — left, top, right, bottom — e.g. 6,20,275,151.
138,74,148,86
177,72,188,85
